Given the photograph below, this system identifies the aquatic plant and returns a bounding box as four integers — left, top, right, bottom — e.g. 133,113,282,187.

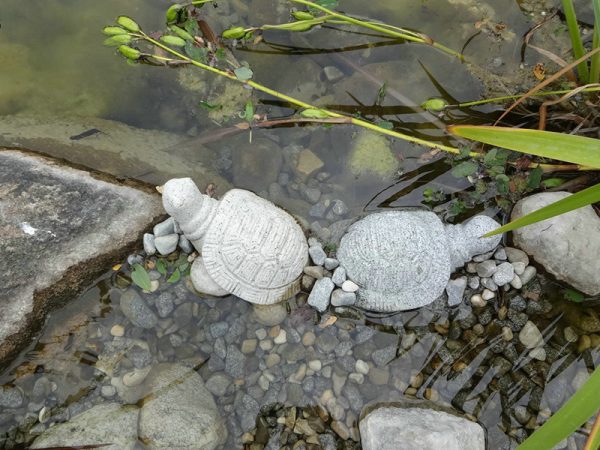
516,367,600,450
561,0,600,84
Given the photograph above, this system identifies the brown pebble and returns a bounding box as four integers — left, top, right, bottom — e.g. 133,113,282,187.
410,372,423,389
269,325,281,338
473,324,485,336
498,306,508,320
578,335,592,353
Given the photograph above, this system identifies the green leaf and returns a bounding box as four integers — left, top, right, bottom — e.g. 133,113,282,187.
184,42,207,62
451,161,477,178
167,268,181,283
516,367,600,450
183,17,199,35
421,97,447,112
484,182,600,237
169,25,194,42
198,100,219,110
160,35,187,47
458,146,471,160
178,262,190,273
300,108,330,119
104,35,132,46
244,100,254,122
376,120,394,130
495,174,509,194
483,148,509,167
131,263,152,290
116,16,140,33
102,26,127,36
563,289,585,303
448,125,600,168
156,259,167,276
234,66,253,81
541,177,564,188
117,45,141,60
527,167,543,189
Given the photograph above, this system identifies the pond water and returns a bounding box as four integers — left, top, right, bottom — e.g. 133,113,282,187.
1,0,599,448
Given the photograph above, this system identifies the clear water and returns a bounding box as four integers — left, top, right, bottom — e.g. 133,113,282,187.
1,0,599,448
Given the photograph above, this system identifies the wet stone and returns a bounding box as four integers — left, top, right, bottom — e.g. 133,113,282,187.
225,345,246,378
143,233,156,255
154,234,179,255
509,296,527,312
155,292,175,318
446,277,467,306
476,260,497,277
0,386,24,408
493,262,515,286
372,346,396,367
120,290,158,329
519,321,544,349
316,329,339,354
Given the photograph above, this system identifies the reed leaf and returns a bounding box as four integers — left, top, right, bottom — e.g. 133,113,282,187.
562,0,589,82
448,125,600,168
591,0,600,83
482,183,600,236
517,368,600,450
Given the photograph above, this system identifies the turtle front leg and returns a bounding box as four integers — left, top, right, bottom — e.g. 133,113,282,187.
190,256,229,296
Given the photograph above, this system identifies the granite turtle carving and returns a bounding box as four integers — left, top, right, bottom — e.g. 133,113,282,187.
162,178,308,305
336,211,502,312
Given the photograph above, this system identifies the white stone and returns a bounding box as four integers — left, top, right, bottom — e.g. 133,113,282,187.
504,247,529,265
481,289,495,301
360,406,485,450
512,261,526,275
331,289,357,307
308,360,322,371
274,329,287,345
530,347,546,361
308,277,334,312
519,321,544,349
520,266,537,285
331,267,347,286
162,178,308,304
470,294,486,307
342,280,359,293
446,277,467,306
493,262,514,286
510,274,523,289
336,212,502,312
355,359,370,375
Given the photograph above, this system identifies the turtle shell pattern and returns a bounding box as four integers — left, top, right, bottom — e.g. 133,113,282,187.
337,211,451,312
202,189,308,304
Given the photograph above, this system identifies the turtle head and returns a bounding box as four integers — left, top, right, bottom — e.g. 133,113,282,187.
161,177,217,245
445,215,503,270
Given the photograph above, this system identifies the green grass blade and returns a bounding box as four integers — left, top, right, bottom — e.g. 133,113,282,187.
562,0,589,83
448,125,600,168
516,368,600,450
483,183,600,237
588,419,600,450
591,0,600,83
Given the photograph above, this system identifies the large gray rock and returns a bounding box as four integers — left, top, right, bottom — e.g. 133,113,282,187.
0,149,163,369
139,363,227,450
31,403,139,450
337,211,501,312
511,192,600,296
360,405,485,450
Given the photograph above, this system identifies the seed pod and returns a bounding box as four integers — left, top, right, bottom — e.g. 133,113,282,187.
104,34,133,46
300,108,330,119
102,26,127,36
118,45,141,60
222,27,246,40
160,35,187,47
280,21,314,32
421,97,447,112
116,16,140,33
292,11,314,21
169,25,194,42
166,3,183,23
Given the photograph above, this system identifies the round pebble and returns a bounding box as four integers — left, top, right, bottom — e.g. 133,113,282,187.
110,324,125,337
355,360,369,375
341,280,359,293
274,329,287,345
470,294,486,307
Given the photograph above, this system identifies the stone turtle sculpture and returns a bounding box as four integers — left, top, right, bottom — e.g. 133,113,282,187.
336,211,502,312
162,178,308,305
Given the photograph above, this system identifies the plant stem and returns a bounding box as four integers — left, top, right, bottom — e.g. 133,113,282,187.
561,0,589,83
452,86,600,108
140,31,465,154
590,0,600,83
289,0,464,60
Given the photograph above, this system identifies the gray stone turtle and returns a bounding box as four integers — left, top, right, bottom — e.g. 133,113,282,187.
336,211,502,312
162,178,308,304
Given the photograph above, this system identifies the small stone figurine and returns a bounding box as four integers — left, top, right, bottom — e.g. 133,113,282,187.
162,178,308,305
336,211,502,312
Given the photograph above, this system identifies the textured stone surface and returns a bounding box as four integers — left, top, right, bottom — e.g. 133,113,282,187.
512,192,600,295
139,363,227,450
31,403,139,450
0,149,162,369
163,178,308,304
308,277,335,312
337,211,501,312
360,405,485,450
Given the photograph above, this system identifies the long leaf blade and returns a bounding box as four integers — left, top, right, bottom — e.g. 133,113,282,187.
517,368,600,450
483,183,600,237
448,125,600,168
562,0,589,82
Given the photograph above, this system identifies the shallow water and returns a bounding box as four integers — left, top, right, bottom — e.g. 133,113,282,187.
1,0,599,448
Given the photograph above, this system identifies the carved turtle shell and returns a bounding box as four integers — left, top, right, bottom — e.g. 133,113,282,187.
202,189,308,305
336,211,451,312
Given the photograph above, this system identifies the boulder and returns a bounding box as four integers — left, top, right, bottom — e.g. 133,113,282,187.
0,149,163,369
139,363,227,450
31,403,139,450
360,404,485,450
511,192,600,296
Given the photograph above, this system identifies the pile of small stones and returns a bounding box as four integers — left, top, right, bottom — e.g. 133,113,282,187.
242,404,360,450
142,217,193,257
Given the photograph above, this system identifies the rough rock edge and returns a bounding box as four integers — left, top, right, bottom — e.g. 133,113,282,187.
0,147,166,371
